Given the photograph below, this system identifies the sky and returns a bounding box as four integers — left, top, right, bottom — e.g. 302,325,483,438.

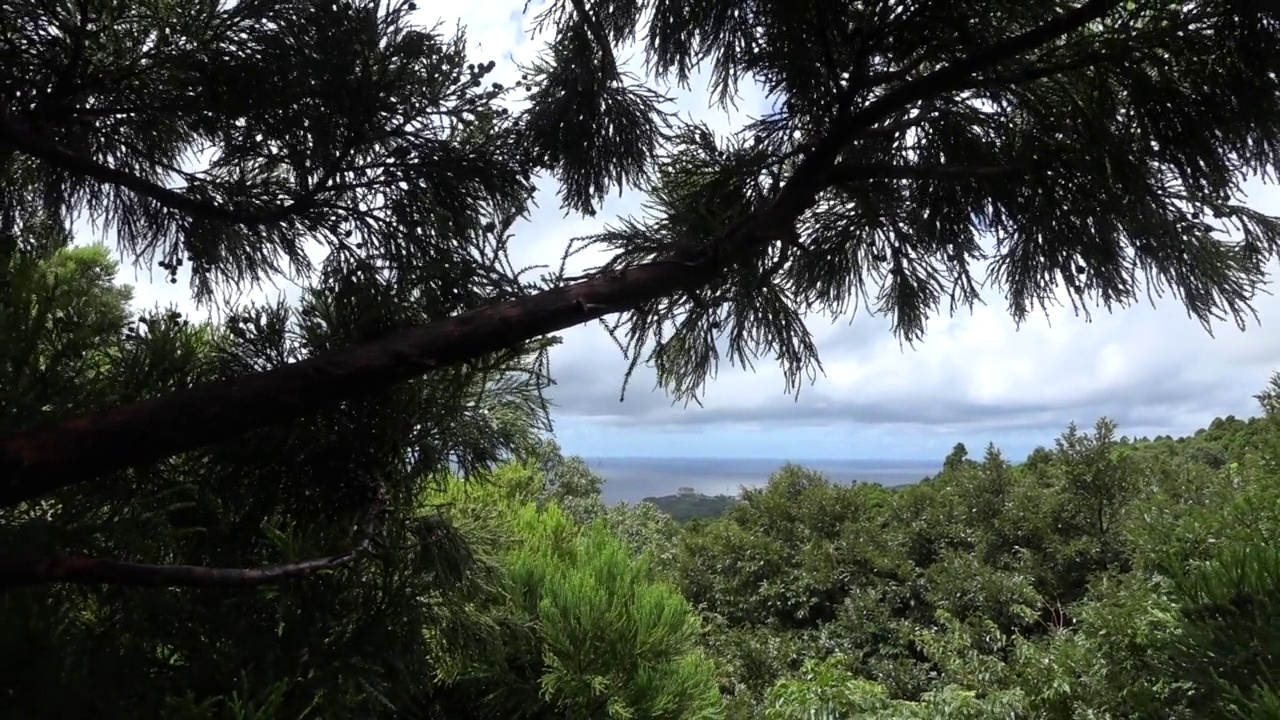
82,1,1280,463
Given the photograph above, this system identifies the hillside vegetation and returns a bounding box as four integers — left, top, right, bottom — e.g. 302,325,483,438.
588,401,1280,718
669,409,1280,718
642,492,741,522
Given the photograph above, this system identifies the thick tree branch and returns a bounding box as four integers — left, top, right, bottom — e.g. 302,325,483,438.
0,492,387,591
0,260,711,508
0,0,1123,510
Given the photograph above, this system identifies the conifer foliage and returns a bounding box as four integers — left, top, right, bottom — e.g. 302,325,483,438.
1,0,1277,503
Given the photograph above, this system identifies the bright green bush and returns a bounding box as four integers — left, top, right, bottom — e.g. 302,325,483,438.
435,479,724,720
762,656,1023,720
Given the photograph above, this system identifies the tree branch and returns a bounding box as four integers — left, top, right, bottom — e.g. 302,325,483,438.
0,0,1124,510
961,47,1138,91
567,0,620,80
829,161,1029,183
766,0,1124,215
0,260,710,508
0,491,386,592
853,102,938,141
0,114,322,227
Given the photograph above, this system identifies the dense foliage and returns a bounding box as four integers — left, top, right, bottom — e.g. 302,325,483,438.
669,410,1280,719
2,0,1280,718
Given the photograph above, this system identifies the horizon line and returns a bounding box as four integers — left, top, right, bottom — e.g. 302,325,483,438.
578,455,945,464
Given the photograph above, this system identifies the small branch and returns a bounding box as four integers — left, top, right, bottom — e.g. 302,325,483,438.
774,0,1124,211
962,47,1137,90
829,161,1030,183
0,115,322,227
0,492,387,592
0,548,359,591
567,0,620,80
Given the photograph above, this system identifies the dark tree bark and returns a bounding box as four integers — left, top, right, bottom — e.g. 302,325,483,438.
0,490,386,591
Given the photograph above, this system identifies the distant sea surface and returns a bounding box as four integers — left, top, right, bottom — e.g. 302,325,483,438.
584,457,941,504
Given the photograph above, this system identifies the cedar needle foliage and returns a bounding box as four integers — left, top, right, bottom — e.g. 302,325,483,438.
0,0,1276,492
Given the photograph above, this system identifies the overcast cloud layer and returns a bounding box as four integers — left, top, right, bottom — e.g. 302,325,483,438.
88,1,1280,463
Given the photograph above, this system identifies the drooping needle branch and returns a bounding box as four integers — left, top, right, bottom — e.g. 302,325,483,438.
0,0,1123,511
0,114,325,227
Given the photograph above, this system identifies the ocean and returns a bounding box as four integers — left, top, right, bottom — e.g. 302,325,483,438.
584,457,941,504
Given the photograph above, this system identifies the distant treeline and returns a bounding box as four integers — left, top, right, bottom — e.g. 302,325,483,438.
640,474,923,522
639,493,740,523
